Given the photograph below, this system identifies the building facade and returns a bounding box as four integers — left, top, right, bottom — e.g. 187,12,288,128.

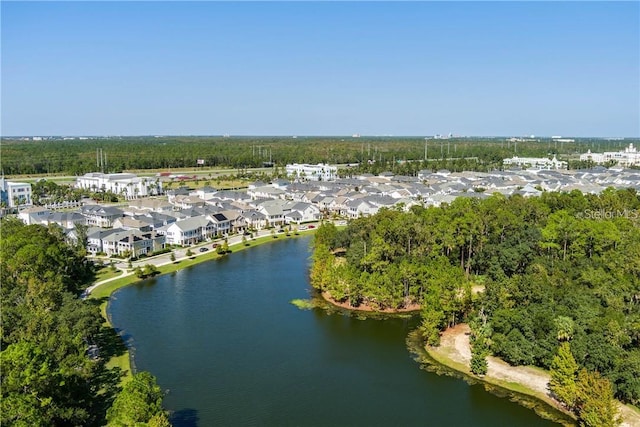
580,143,639,167
0,178,32,208
76,173,163,199
285,163,338,181
502,156,567,170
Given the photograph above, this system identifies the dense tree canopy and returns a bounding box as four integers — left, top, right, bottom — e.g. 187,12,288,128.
0,219,171,426
311,188,640,406
3,136,628,176
106,372,170,427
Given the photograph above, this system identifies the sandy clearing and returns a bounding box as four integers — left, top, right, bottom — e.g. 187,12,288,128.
430,324,640,427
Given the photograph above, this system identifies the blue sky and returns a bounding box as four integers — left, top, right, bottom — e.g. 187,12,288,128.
2,1,638,137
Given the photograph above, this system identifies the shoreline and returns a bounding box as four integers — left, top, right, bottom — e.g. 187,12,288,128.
425,324,640,427
92,237,640,427
320,291,421,313
91,230,316,379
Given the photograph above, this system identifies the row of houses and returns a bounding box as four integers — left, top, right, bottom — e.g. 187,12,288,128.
18,189,324,249
18,164,640,253
85,228,165,257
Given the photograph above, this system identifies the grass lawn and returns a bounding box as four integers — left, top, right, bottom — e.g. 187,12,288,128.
163,178,248,191
94,266,122,283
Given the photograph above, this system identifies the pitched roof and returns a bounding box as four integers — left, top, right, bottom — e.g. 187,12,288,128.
171,216,212,232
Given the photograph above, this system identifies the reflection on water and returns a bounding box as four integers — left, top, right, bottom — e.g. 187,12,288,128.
109,236,560,427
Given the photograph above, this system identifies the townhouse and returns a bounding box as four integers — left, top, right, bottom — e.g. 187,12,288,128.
157,216,216,246
80,205,124,227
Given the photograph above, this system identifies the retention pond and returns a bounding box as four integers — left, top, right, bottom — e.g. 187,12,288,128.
108,236,560,426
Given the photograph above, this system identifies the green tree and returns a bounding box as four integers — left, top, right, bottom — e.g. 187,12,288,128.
136,264,159,279
554,316,575,342
148,412,172,427
1,342,57,426
469,318,491,376
575,369,620,427
549,342,579,409
1,219,113,426
106,372,169,426
470,343,489,376
170,252,176,263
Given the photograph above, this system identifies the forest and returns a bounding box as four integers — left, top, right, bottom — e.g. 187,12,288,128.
311,188,640,418
0,218,171,426
3,136,633,176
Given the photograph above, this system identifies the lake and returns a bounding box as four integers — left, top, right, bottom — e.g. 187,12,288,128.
108,236,561,426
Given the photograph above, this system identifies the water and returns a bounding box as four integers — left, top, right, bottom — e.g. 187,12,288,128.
108,236,560,426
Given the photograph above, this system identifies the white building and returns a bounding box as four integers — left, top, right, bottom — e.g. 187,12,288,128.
285,163,337,182
18,206,50,224
502,156,567,170
75,173,162,199
580,143,639,167
87,227,165,257
157,216,215,246
0,178,32,208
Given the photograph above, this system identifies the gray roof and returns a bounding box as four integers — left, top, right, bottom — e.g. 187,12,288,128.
81,205,124,216
172,216,212,231
285,211,303,219
88,228,122,240
243,210,266,220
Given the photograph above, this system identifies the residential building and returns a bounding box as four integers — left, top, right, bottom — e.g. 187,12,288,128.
18,206,50,225
502,156,567,170
128,198,173,213
75,172,162,199
87,228,120,255
79,205,124,227
190,186,218,201
171,195,206,209
580,143,639,167
207,213,231,236
112,216,153,232
0,178,32,208
157,216,215,246
285,163,338,181
100,229,165,257
257,200,286,227
247,185,286,200
242,210,267,230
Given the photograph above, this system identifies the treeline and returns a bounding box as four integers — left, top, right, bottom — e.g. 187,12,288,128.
311,188,640,407
0,219,171,426
3,136,629,176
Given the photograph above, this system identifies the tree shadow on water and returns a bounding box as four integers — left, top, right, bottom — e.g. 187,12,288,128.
171,408,199,427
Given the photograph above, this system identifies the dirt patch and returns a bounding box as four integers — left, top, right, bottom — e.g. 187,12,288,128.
321,291,420,313
429,324,640,427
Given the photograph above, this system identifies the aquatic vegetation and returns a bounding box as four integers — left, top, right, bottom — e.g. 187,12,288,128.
290,299,317,310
